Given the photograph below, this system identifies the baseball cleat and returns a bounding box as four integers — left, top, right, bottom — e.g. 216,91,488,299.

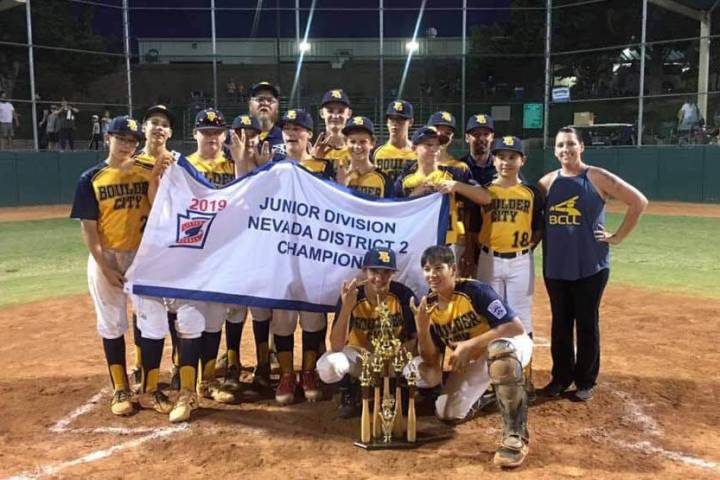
538,382,569,399
300,370,323,402
138,390,174,414
215,352,228,374
222,364,242,391
110,389,134,416
252,363,272,389
169,391,198,423
275,372,297,405
197,380,236,404
493,435,528,468
337,384,360,418
573,387,594,402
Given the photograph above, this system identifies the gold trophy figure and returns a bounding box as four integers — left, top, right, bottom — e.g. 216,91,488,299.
354,300,421,449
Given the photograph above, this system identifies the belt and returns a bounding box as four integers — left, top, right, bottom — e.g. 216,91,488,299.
481,245,530,259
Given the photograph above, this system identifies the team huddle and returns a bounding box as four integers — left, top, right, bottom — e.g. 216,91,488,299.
70,82,648,469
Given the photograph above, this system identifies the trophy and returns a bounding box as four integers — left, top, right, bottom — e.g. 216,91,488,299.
354,300,424,449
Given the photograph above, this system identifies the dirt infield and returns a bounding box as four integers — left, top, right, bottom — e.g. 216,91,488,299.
1,286,718,479
2,201,719,223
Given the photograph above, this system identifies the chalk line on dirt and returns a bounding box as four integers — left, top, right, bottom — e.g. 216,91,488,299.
5,424,189,480
49,388,108,433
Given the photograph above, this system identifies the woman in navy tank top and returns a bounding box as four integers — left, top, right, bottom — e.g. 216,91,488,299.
537,127,647,401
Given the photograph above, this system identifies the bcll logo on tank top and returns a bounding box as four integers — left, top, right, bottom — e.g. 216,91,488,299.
549,195,582,225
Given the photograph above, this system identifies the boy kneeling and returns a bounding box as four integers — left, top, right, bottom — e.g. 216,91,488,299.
411,245,533,468
318,248,417,418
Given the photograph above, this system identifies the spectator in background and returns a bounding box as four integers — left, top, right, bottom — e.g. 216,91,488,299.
38,104,51,149
101,110,112,150
45,104,60,151
58,99,79,151
237,82,246,102
225,78,237,100
0,91,20,150
677,98,702,133
89,114,102,150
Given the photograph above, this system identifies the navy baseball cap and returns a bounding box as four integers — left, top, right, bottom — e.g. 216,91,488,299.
143,104,175,127
362,247,397,271
107,116,142,140
492,136,525,156
412,126,450,146
231,113,261,132
465,113,495,133
342,116,374,137
320,89,351,108
427,111,456,132
281,109,313,131
194,108,226,130
386,100,414,119
250,81,280,99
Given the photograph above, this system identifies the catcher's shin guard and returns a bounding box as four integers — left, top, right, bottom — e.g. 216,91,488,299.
487,339,529,444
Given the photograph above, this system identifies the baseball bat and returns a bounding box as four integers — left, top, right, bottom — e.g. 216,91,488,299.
407,385,416,443
372,385,381,439
393,383,403,437
361,385,371,444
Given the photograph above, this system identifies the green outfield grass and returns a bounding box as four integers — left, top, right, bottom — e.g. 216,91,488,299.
1,212,719,307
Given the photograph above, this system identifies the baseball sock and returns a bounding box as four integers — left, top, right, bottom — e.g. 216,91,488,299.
168,312,180,369
301,329,325,371
102,336,128,392
200,331,222,382
140,337,165,393
253,319,270,367
132,314,142,372
225,321,243,369
178,337,201,392
274,334,294,374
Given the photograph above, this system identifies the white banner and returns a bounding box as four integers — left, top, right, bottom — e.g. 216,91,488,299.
126,157,449,312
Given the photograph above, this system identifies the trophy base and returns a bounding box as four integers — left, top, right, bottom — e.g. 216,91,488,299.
354,431,453,450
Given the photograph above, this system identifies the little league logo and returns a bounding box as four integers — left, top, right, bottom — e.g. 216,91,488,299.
172,210,217,249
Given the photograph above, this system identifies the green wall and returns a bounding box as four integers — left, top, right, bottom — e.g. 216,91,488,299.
0,147,718,207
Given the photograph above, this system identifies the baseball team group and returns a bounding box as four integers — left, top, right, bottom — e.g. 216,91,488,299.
69,81,648,468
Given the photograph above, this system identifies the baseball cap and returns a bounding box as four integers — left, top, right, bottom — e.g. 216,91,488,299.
465,113,495,133
362,247,397,271
385,99,414,119
231,113,261,132
194,108,226,130
427,111,456,133
341,116,374,137
280,109,313,131
106,116,142,140
491,136,525,156
411,126,450,146
250,81,280,99
320,89,351,108
143,104,176,127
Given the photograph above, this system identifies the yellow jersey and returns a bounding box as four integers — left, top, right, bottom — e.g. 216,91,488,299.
478,182,544,253
70,160,153,252
396,165,470,244
427,279,515,351
372,142,416,184
297,156,335,180
325,146,351,168
187,151,235,187
346,168,393,198
335,281,417,350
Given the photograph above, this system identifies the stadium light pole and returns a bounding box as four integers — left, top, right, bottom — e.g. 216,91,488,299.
24,0,38,150
290,0,317,108
379,0,384,133
211,0,218,109
542,0,552,149
398,0,427,99
637,0,647,147
122,0,133,116
461,0,467,133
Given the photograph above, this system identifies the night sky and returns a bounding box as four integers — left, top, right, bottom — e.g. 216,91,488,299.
88,0,512,47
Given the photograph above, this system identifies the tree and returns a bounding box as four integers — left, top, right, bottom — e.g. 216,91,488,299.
0,0,122,100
